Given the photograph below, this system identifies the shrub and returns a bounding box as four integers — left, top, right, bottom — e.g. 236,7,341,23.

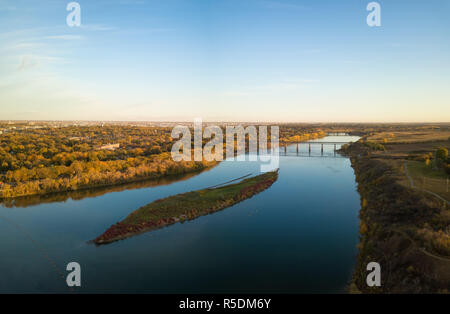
360,221,368,235
436,147,448,161
364,141,385,151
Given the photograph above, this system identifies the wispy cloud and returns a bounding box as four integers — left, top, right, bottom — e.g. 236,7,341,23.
44,35,85,40
16,55,69,71
80,24,117,31
0,27,55,39
0,29,80,72
17,56,40,71
1,42,44,52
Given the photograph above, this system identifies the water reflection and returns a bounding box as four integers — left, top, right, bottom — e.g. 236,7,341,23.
0,136,361,293
0,166,216,209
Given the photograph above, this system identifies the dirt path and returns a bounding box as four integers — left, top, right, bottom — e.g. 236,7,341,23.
392,229,450,263
404,162,449,205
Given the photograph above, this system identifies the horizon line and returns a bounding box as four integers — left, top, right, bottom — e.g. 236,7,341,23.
1,119,450,125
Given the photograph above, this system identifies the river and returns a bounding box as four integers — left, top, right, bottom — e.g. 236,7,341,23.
0,135,361,293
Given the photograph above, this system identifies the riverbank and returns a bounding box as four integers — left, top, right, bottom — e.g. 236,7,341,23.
0,166,218,208
0,128,324,200
0,153,217,200
94,170,278,245
342,141,450,293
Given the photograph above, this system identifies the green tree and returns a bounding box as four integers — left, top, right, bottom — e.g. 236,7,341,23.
436,147,448,161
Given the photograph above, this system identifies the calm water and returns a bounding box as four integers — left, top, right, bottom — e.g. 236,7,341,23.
0,136,361,293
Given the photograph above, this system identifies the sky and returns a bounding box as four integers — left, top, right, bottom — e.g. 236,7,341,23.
0,0,449,122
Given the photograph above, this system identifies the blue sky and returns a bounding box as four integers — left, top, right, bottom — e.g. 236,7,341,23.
0,0,449,122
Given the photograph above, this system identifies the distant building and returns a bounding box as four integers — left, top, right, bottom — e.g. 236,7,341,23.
99,143,120,150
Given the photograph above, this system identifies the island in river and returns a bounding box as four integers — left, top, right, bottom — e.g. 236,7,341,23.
94,170,279,245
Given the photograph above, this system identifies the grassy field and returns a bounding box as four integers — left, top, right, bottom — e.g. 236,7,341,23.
363,130,449,202
367,130,450,144
407,161,449,201
94,170,278,244
385,141,450,154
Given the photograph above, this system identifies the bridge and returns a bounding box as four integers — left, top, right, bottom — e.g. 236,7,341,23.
279,141,352,157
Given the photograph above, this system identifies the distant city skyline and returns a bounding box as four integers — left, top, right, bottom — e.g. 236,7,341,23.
1,0,449,122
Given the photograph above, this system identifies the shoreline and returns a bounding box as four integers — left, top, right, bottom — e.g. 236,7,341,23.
341,142,450,293
0,160,217,201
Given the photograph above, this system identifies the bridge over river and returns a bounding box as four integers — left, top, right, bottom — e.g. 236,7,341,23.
279,141,353,157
